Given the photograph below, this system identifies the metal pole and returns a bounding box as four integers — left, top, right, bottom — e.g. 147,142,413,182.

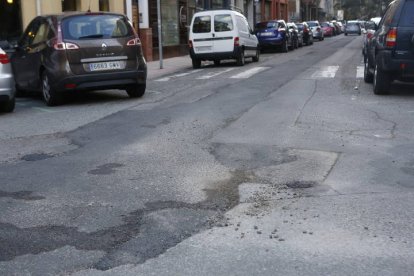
157,0,163,69
36,0,41,16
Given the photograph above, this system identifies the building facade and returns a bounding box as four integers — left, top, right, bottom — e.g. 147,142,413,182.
1,0,292,61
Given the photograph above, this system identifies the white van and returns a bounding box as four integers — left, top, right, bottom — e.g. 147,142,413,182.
188,10,259,68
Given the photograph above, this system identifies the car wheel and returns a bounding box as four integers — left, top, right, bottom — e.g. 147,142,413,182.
252,48,260,62
126,83,146,98
192,58,201,69
236,49,245,66
0,97,15,113
42,71,63,106
345,33,348,36
214,60,220,66
364,57,374,83
295,38,299,49
373,64,391,95
281,40,288,53
299,39,303,47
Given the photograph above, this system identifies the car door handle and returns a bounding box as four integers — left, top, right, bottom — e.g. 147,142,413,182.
212,33,215,38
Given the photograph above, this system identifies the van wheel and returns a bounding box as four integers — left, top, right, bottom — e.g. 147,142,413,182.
364,57,373,83
126,83,146,98
252,48,260,62
373,64,391,95
42,72,63,106
192,58,201,69
0,97,15,113
214,60,220,66
236,50,245,66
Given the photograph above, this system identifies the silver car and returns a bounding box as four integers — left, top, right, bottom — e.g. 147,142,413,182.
0,46,15,113
307,21,324,41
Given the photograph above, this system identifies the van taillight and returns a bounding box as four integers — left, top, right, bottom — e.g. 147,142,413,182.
188,40,193,48
0,53,9,64
234,37,240,46
54,42,79,50
127,38,141,46
385,28,397,48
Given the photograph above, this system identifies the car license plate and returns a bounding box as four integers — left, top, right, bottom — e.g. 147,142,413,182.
196,46,211,52
89,61,121,71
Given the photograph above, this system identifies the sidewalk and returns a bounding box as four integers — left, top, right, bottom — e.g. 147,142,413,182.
146,55,193,80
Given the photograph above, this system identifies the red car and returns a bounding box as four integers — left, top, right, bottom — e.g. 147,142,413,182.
321,22,335,37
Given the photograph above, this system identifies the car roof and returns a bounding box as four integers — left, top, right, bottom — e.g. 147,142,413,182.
193,9,243,17
38,11,126,21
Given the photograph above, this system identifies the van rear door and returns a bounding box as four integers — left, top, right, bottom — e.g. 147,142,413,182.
212,13,235,53
191,14,214,54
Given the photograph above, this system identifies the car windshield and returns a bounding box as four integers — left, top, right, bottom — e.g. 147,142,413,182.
307,22,318,27
62,14,133,40
296,24,303,30
321,22,330,27
255,22,279,30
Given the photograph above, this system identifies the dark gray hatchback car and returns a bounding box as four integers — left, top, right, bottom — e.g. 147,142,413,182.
11,12,147,106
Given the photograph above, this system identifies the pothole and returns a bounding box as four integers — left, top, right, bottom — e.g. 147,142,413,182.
285,181,317,189
20,153,54,162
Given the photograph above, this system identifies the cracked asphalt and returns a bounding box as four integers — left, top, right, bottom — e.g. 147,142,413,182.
1,35,414,275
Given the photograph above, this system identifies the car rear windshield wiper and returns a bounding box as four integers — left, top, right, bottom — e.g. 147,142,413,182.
78,34,104,39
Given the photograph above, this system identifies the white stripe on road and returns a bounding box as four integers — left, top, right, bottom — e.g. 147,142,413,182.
197,68,235,79
230,67,270,79
155,69,204,82
311,66,339,79
356,66,364,79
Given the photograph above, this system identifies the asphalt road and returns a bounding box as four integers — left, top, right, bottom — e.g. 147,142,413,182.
1,34,414,276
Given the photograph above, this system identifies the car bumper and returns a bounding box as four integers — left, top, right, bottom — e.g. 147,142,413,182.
0,73,15,98
51,69,147,92
258,37,284,47
189,46,242,60
377,51,414,81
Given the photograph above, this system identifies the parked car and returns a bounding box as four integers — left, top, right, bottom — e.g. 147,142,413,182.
344,20,362,35
362,20,377,57
255,20,293,53
364,0,414,94
307,21,324,41
10,12,147,106
331,21,342,34
189,10,259,68
321,22,335,37
296,22,314,46
287,22,303,48
0,46,15,113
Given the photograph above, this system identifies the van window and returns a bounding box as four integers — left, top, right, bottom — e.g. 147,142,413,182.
399,1,414,26
192,16,211,33
214,14,233,32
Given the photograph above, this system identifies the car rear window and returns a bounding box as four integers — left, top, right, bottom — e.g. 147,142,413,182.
62,14,133,40
192,15,211,33
296,24,303,30
399,1,414,27
255,22,278,30
214,14,233,32
321,22,330,27
307,22,318,27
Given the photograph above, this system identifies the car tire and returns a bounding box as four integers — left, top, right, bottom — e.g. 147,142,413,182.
0,97,15,113
364,57,374,83
192,58,201,69
126,83,146,98
41,71,63,106
345,33,348,36
373,64,391,95
252,48,260,62
294,38,299,49
214,60,220,66
236,49,245,66
281,40,288,53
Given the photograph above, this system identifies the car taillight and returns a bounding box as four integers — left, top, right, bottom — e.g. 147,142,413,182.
304,28,308,33
54,42,80,50
127,38,141,46
0,53,9,64
385,28,397,48
367,32,374,39
188,40,193,48
234,37,240,46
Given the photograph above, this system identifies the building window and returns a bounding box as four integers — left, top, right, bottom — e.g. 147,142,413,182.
62,0,77,11
99,0,109,11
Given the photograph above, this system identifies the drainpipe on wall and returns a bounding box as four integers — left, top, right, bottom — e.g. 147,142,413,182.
36,0,41,16
126,0,133,21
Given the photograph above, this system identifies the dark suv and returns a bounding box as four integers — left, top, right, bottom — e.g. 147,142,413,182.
364,0,414,94
11,12,147,106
